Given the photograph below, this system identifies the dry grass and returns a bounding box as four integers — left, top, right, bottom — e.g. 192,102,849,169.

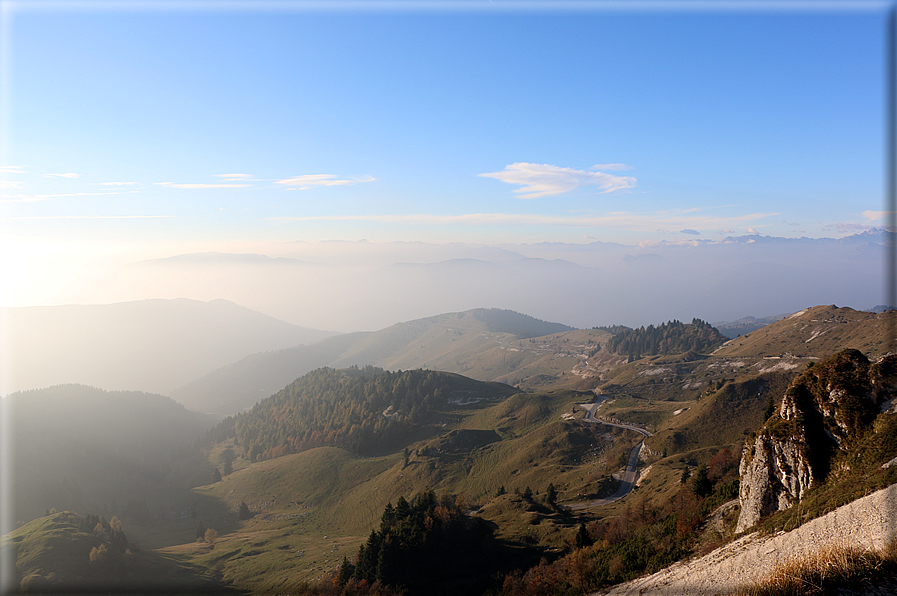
734,539,897,596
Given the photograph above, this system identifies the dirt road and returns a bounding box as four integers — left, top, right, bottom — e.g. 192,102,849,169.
568,403,652,510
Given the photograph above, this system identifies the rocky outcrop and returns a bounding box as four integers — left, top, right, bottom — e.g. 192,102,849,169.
736,431,813,532
735,350,897,533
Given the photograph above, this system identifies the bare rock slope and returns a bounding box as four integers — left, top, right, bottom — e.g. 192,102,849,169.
601,481,897,595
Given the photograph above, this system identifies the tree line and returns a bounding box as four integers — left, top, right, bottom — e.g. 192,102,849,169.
205,366,514,462
606,319,726,360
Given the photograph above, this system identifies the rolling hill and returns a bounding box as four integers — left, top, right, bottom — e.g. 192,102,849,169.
5,384,214,525
170,308,600,416
711,304,896,360
5,303,896,595
1,298,336,396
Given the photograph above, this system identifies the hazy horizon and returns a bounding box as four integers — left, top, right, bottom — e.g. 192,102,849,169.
1,229,882,332
1,2,890,326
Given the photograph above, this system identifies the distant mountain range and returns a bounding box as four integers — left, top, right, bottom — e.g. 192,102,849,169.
59,230,891,332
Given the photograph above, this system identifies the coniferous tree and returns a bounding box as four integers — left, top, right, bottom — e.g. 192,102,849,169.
353,530,382,582
575,523,592,548
692,465,713,498
763,396,776,422
545,483,557,506
238,501,251,520
337,556,355,586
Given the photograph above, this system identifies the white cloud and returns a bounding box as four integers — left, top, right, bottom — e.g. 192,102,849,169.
478,162,636,199
2,215,173,220
862,210,893,221
43,172,80,178
96,181,139,186
0,191,126,203
156,182,251,189
0,165,27,174
215,173,256,181
0,180,24,189
274,174,375,189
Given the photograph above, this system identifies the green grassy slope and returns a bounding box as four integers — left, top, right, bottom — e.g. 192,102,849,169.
1,512,232,594
10,306,894,595
712,305,895,359
154,387,639,592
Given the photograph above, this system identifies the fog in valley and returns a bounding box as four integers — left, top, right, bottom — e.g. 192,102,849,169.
47,231,887,333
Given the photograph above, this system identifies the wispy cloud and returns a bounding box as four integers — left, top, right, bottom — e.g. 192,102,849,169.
0,180,24,189
680,228,700,235
274,174,376,189
96,181,140,186
215,173,256,181
825,222,879,234
2,215,173,220
268,210,776,230
0,191,128,203
478,163,636,199
0,165,27,174
43,172,80,179
862,210,894,221
156,182,251,189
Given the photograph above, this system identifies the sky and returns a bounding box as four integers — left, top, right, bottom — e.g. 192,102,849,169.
0,0,892,311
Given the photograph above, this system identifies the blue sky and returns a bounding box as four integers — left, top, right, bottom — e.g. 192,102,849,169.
0,1,891,306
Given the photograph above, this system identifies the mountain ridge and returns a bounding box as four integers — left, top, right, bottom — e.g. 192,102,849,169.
1,298,336,396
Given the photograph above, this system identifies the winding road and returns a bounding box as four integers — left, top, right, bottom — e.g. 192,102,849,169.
568,403,652,510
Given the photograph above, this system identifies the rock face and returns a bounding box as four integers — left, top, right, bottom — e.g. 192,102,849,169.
736,432,813,532
735,349,897,533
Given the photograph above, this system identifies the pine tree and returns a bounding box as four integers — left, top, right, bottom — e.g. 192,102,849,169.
763,396,776,422
238,501,251,520
545,483,557,506
692,465,713,498
575,523,592,548
337,556,355,586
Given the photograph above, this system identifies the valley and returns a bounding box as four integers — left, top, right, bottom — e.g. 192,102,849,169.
2,304,896,595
